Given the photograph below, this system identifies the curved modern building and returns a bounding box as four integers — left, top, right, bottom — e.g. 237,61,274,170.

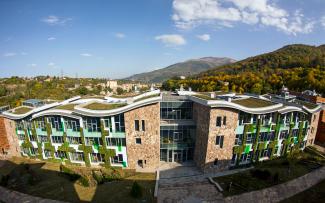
0,89,323,173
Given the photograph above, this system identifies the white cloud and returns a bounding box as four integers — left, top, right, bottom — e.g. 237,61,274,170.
115,33,126,38
41,15,72,25
48,37,56,41
3,52,16,57
48,62,55,66
172,0,315,35
155,34,186,46
80,53,92,57
321,16,325,28
197,34,210,41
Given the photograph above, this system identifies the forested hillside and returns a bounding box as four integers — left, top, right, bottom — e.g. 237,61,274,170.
163,44,325,95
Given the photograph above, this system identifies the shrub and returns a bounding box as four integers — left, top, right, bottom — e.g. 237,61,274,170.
250,169,271,180
79,176,90,187
103,169,122,182
92,171,104,185
59,164,80,181
130,181,142,198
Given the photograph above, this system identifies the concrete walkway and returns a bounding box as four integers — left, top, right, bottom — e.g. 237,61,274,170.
225,166,325,203
158,165,325,203
0,186,65,203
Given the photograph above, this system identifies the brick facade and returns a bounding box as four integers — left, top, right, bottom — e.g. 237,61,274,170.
0,117,20,158
124,103,160,170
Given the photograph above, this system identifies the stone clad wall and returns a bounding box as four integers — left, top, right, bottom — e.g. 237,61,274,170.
204,108,238,173
307,111,320,146
316,110,325,143
193,102,239,173
0,117,20,158
193,103,210,170
124,103,160,170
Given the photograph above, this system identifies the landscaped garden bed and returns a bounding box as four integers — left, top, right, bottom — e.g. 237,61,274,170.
0,157,155,202
214,148,325,197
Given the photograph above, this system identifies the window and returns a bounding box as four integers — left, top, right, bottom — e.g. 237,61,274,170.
261,149,271,158
70,152,84,161
246,133,255,144
231,154,237,165
16,121,24,130
136,138,141,144
38,135,48,143
114,114,125,132
313,114,316,122
51,136,64,144
29,134,37,142
142,120,145,131
216,117,222,127
35,119,46,130
91,153,104,163
216,135,224,148
106,138,126,146
30,147,38,155
239,112,251,125
44,149,52,158
67,136,82,145
214,158,218,166
85,137,102,146
279,130,289,139
48,116,63,131
160,101,193,120
252,115,257,124
103,118,111,129
135,120,140,131
111,154,123,164
235,134,243,145
64,119,80,132
223,116,227,125
55,150,67,159
292,129,299,137
83,117,100,132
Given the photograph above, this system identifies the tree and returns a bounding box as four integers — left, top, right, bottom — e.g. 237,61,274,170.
78,87,88,95
116,87,124,95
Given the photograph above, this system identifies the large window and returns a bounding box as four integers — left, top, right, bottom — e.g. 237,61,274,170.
160,101,193,120
91,153,104,163
70,152,84,161
35,118,46,130
216,117,222,127
259,132,275,142
51,136,64,144
38,135,48,143
18,134,25,140
44,149,52,158
16,121,24,130
111,154,123,164
114,114,125,132
64,118,80,132
279,130,289,139
83,117,100,132
48,116,63,131
67,136,82,145
160,125,196,147
85,137,103,146
106,137,126,146
239,112,251,125
55,150,67,159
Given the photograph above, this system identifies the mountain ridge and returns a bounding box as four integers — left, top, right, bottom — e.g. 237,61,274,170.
125,57,236,83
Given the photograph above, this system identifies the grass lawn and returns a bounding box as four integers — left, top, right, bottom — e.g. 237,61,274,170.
232,97,276,108
280,179,325,203
0,157,155,203
214,148,325,197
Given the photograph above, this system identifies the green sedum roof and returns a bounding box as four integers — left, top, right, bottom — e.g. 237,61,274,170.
55,104,77,111
232,98,276,108
83,102,126,110
11,106,33,114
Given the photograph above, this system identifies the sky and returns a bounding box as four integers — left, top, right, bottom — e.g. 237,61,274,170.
0,0,325,79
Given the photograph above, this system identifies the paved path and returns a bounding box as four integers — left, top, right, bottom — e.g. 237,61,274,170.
0,186,65,203
158,165,325,203
158,166,252,203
